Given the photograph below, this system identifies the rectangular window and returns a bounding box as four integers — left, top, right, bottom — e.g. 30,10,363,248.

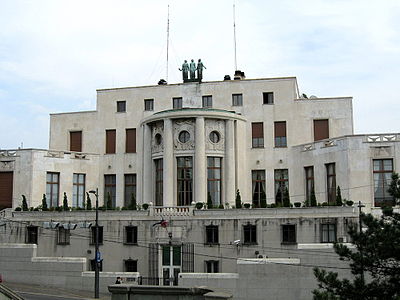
105,129,116,154
274,169,289,206
314,119,329,141
124,174,136,208
252,122,264,148
321,223,336,243
155,159,163,206
90,259,103,271
207,157,222,207
117,101,126,112
243,224,257,244
202,95,212,108
205,225,219,244
26,225,38,244
126,128,136,153
46,172,59,208
70,131,82,152
90,226,103,245
373,159,394,207
232,94,243,106
57,227,70,245
104,174,116,208
205,260,219,273
326,163,336,205
177,157,193,206
252,170,266,208
124,226,138,244
263,92,274,104
144,99,154,111
124,259,138,272
305,167,314,204
282,224,296,244
73,173,85,208
173,97,183,109
274,121,287,147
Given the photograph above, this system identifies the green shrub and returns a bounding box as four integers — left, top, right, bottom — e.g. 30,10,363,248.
235,189,242,209
15,207,22,211
207,193,213,209
41,194,48,211
336,186,343,206
195,202,204,209
310,188,317,207
142,203,149,210
63,192,69,211
21,195,28,211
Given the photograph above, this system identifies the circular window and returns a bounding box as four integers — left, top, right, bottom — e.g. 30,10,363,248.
209,131,220,143
155,133,162,145
178,131,190,143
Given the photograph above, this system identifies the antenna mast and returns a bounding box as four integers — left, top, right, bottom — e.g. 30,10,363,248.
233,2,238,70
166,4,170,82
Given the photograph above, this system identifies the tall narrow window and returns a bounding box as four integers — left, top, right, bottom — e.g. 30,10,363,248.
373,159,394,207
46,172,59,208
326,163,336,205
263,92,274,104
207,157,222,207
117,101,126,112
26,225,38,244
243,224,257,244
90,226,103,245
205,261,219,273
70,131,82,152
105,129,116,154
314,119,329,141
126,128,136,153
282,224,296,244
274,169,288,206
321,223,336,243
274,121,287,147
124,259,138,272
124,174,136,208
202,95,212,108
104,175,116,207
73,173,85,208
252,122,264,148
124,226,138,244
232,94,243,106
205,225,219,244
177,157,193,206
57,227,70,245
173,97,183,109
155,159,163,206
305,166,314,204
144,99,154,111
252,170,266,208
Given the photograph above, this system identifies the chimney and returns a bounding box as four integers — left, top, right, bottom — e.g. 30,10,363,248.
234,70,245,80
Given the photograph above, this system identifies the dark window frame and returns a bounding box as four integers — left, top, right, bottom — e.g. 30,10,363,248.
282,224,296,244
207,157,222,207
105,129,116,154
243,224,257,244
232,94,243,106
73,173,85,208
321,223,337,243
90,225,104,245
205,260,219,273
124,174,137,208
252,170,266,208
274,169,289,206
125,128,136,153
57,227,70,245
117,101,126,112
46,172,60,208
373,159,395,207
26,225,38,244
263,92,274,104
305,166,314,203
274,121,287,147
326,163,336,205
202,95,213,108
205,225,219,245
124,259,138,272
69,131,82,152
124,225,138,245
177,157,193,206
104,174,116,208
144,99,154,111
173,97,183,109
252,122,264,148
155,159,163,206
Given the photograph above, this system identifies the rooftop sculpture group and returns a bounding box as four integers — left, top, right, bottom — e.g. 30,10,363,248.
179,59,206,83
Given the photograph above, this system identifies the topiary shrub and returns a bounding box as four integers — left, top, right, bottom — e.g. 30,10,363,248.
310,188,317,207
41,194,48,211
142,203,149,210
336,186,343,206
195,202,204,210
63,192,69,211
86,192,92,210
22,195,28,211
15,207,22,211
294,202,301,207
235,189,242,209
243,203,251,209
283,188,291,207
207,193,213,209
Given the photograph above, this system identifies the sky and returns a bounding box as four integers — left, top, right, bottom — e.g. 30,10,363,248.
1,0,400,149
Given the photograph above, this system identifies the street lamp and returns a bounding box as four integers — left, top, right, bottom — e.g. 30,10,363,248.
89,188,99,299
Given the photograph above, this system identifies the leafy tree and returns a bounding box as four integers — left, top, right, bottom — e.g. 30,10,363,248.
388,172,400,203
310,188,317,207
260,191,267,208
41,194,48,211
21,195,28,211
283,187,290,207
106,192,113,209
63,192,69,211
336,186,343,206
86,192,92,210
235,189,242,209
128,193,137,210
313,211,400,299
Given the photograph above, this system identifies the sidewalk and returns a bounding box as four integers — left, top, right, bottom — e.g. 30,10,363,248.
2,282,111,300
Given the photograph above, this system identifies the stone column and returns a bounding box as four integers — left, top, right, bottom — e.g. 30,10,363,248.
142,123,152,204
163,119,174,206
195,117,206,204
225,120,236,206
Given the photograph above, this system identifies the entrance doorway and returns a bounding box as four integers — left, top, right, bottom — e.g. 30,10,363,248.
161,245,181,286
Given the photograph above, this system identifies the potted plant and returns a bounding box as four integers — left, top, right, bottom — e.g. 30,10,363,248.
243,203,251,209
294,202,301,208
195,202,204,210
142,203,149,210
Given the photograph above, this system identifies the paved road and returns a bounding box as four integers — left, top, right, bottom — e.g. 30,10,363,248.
18,291,91,300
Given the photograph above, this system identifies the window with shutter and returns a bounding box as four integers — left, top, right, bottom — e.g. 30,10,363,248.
70,131,82,152
314,119,329,141
274,121,287,147
252,122,264,148
126,128,136,153
105,129,116,154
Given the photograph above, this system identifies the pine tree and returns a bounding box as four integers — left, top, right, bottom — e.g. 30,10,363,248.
310,188,317,207
21,195,28,211
283,187,290,207
336,186,343,206
106,192,113,209
128,193,137,210
63,192,69,211
388,172,400,203
313,211,400,299
42,194,48,211
260,191,267,208
207,193,213,209
86,192,92,210
235,189,242,209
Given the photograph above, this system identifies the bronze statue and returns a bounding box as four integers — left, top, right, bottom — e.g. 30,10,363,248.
189,59,196,80
197,59,206,81
179,60,189,81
